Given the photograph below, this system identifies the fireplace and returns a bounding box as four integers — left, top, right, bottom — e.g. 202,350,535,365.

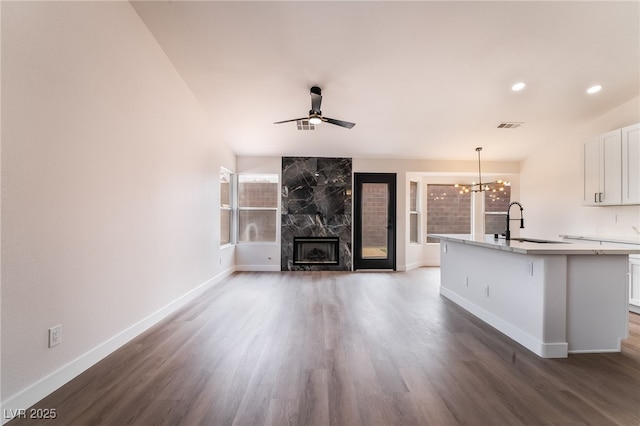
293,237,339,265
282,157,352,271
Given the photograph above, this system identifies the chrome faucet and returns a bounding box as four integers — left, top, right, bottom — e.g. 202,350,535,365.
505,201,524,241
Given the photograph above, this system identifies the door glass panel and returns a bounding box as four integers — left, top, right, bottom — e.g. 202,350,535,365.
361,183,388,259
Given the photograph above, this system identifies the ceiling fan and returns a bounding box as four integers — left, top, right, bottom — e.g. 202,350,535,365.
274,86,356,129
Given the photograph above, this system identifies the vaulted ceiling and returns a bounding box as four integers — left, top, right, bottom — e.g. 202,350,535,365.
131,1,639,162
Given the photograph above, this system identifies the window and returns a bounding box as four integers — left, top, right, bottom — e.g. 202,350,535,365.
426,184,471,243
426,183,512,243
484,185,511,236
220,168,232,246
237,174,279,243
409,181,420,244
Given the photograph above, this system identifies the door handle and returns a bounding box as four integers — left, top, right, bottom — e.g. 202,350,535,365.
599,192,603,203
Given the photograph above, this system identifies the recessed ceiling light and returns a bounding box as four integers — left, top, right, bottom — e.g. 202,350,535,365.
511,82,526,91
587,85,602,94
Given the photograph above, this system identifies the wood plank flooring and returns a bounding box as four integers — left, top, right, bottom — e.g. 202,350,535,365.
10,268,640,425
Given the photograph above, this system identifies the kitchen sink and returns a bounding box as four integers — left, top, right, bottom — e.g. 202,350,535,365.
509,237,568,244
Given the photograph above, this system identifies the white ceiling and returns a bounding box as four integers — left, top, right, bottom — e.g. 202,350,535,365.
131,1,639,162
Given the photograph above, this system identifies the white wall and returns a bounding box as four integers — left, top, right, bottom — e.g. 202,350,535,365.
520,96,640,241
1,1,235,415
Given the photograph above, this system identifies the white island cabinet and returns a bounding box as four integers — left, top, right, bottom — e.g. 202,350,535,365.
561,235,640,314
429,234,640,358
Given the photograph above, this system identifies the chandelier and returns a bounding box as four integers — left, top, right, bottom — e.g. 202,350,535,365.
455,147,510,194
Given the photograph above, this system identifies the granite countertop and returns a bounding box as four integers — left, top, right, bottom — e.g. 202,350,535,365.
428,234,640,255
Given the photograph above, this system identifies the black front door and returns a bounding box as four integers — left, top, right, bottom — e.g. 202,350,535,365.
354,173,396,270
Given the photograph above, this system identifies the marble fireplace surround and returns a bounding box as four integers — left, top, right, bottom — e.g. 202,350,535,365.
281,157,352,271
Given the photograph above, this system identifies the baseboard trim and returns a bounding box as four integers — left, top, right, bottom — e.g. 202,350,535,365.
440,286,568,359
0,267,235,424
404,261,422,271
234,264,281,272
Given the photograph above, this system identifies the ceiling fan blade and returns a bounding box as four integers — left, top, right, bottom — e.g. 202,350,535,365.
273,117,307,124
310,86,322,113
323,117,356,129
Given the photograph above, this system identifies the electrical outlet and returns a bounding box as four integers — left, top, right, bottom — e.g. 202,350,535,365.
49,325,61,348
484,286,490,297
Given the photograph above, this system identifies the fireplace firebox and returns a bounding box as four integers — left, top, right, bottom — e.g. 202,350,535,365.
293,237,339,265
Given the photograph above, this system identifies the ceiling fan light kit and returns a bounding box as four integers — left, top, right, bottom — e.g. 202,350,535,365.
308,115,322,125
274,86,356,129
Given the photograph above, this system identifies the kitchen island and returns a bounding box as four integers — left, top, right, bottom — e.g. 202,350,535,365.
429,234,640,358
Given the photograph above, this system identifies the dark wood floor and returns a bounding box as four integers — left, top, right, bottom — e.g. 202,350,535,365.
11,268,640,425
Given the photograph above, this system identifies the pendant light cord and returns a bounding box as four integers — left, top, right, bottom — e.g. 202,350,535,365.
476,147,483,189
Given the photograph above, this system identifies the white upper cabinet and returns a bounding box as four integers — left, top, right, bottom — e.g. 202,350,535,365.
583,129,622,205
622,123,640,204
583,123,639,206
600,129,623,205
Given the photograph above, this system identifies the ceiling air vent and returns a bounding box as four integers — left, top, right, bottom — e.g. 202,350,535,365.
296,119,316,131
497,122,523,129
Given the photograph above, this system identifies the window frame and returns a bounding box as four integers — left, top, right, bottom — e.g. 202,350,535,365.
220,168,234,247
236,173,279,244
409,180,420,244
425,183,472,243
483,184,511,237
425,181,511,243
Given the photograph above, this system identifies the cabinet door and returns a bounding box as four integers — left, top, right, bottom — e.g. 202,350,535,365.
583,137,600,205
622,123,640,204
600,129,622,205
